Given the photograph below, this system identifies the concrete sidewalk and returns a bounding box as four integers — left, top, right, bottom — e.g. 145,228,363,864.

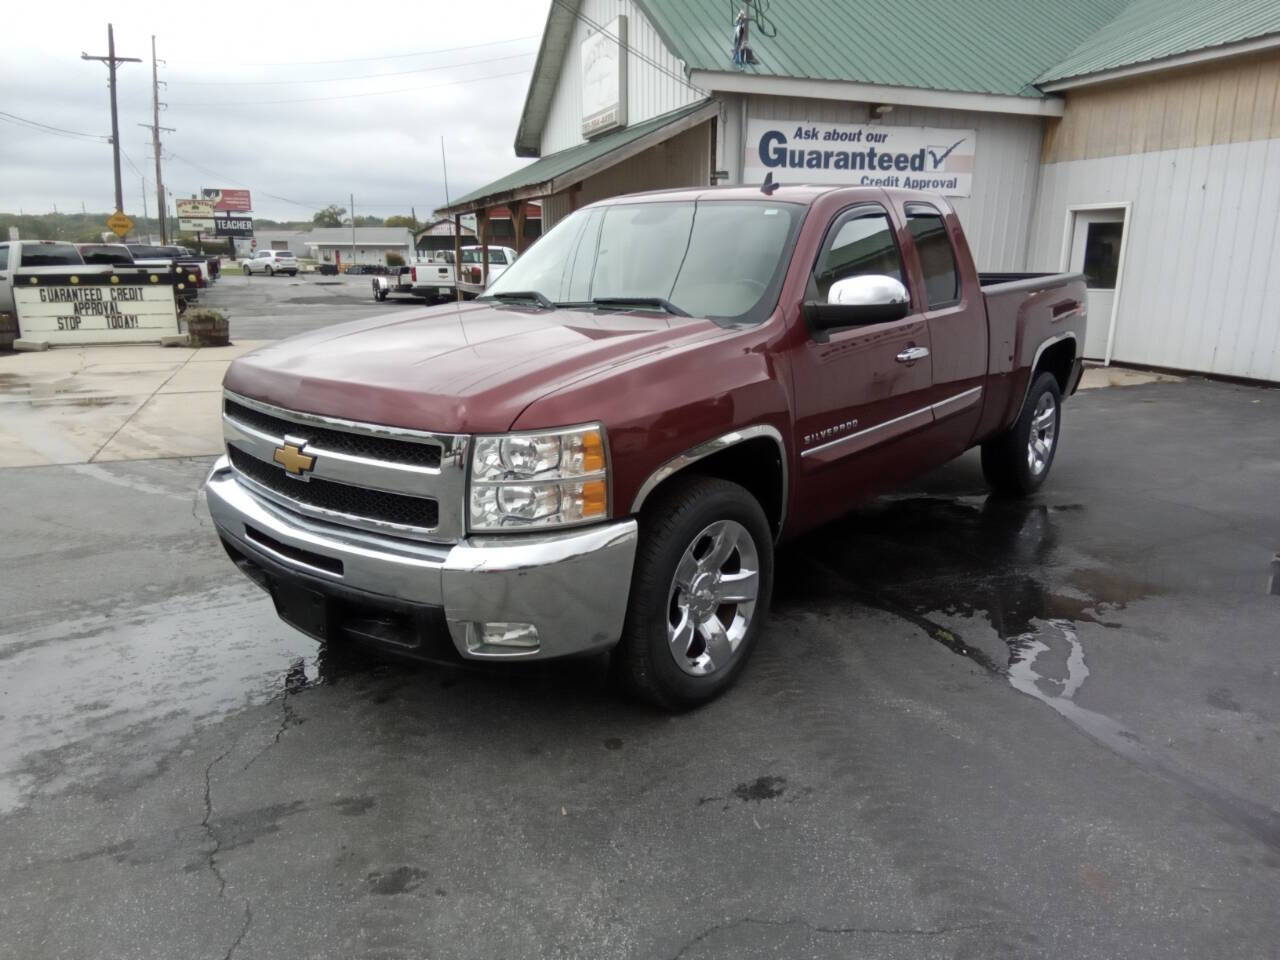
0,344,1179,469
0,342,269,468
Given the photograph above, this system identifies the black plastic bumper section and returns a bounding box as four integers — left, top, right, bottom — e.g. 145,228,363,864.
220,535,464,665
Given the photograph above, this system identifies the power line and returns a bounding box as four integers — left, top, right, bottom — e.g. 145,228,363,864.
164,151,318,209
243,33,540,67
0,110,109,141
164,151,414,210
120,147,147,181
168,50,535,86
169,66,534,107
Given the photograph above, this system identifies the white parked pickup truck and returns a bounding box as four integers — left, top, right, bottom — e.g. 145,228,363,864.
391,245,519,303
0,239,184,344
458,245,518,291
0,241,85,315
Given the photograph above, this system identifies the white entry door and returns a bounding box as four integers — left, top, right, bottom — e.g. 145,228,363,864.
1068,208,1126,360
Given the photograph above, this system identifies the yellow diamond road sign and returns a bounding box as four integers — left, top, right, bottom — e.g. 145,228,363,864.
107,211,134,237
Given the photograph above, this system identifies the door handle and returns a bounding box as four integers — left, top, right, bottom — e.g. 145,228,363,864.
896,346,930,363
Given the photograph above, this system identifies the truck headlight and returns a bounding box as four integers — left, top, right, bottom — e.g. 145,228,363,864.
468,424,609,531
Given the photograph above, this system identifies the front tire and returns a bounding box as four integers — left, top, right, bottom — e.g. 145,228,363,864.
612,476,773,710
981,371,1062,496
242,266,251,275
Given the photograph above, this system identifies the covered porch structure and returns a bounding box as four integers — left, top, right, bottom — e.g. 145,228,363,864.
433,100,718,295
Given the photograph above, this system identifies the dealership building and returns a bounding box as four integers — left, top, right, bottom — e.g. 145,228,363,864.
438,0,1280,382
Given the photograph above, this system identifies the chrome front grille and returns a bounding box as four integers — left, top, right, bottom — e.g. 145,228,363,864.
223,398,442,468
221,390,468,543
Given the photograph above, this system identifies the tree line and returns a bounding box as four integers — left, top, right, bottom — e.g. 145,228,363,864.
0,209,424,243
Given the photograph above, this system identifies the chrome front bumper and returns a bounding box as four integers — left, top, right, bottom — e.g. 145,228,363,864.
205,456,638,660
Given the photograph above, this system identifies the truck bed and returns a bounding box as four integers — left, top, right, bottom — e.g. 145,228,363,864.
975,269,1088,442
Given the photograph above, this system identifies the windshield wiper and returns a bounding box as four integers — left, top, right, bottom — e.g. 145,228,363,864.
481,291,554,309
589,296,690,317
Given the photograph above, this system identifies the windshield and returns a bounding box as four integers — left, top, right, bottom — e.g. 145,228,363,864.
486,200,803,322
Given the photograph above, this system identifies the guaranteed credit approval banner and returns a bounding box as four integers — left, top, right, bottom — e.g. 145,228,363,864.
14,273,180,344
744,119,976,197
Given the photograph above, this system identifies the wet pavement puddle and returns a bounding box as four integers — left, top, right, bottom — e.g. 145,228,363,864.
778,493,1280,851
0,584,316,814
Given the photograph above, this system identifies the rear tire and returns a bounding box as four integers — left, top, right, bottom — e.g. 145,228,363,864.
981,371,1062,496
611,476,773,710
265,266,274,277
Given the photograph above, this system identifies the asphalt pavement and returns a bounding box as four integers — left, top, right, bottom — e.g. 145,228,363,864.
1,340,1277,957
211,271,426,340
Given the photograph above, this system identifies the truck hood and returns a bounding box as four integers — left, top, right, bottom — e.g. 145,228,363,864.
223,301,729,433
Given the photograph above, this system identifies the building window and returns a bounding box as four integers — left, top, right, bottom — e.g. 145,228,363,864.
905,203,960,308
1082,221,1123,289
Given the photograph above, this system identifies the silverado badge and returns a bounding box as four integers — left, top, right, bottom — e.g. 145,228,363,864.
273,439,315,479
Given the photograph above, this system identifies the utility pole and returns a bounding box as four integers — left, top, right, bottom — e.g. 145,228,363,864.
350,193,357,266
82,24,141,215
141,175,148,225
138,115,175,238
151,37,169,243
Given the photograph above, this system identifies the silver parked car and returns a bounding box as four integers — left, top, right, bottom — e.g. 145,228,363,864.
243,250,299,277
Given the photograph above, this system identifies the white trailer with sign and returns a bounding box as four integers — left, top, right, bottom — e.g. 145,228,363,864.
0,240,182,346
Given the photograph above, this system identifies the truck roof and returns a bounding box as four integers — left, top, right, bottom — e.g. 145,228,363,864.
585,183,956,210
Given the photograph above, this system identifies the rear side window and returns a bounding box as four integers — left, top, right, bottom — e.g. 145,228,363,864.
19,242,82,267
905,203,961,308
0,246,8,271
80,245,133,265
812,206,904,302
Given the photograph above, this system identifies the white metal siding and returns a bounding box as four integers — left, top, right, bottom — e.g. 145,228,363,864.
1027,138,1280,382
541,0,700,157
743,96,1045,271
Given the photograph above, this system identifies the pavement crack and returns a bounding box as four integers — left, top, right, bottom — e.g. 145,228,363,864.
241,660,307,772
190,480,212,529
223,899,252,960
201,745,234,897
669,916,993,958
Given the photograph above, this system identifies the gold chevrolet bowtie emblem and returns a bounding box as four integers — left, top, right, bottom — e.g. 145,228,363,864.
273,441,315,477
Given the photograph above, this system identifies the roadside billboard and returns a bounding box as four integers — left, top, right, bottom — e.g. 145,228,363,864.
176,198,215,233
214,216,254,238
201,188,252,212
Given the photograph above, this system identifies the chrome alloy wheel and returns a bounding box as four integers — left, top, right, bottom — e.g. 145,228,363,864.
1027,391,1058,476
667,519,760,677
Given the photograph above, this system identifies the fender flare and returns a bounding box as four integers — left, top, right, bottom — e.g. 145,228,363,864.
629,424,789,531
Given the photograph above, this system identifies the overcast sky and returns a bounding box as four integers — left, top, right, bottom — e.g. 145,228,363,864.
0,1,552,221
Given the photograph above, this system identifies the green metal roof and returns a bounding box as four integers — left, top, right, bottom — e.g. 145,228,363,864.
1040,0,1280,83
438,100,715,214
636,0,1131,98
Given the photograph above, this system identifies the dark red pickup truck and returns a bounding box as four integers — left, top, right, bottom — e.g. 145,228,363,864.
207,185,1086,708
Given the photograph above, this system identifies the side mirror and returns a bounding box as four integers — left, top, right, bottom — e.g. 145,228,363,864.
804,274,910,332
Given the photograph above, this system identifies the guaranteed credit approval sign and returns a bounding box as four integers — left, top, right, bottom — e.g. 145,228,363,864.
14,272,180,344
744,119,976,197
